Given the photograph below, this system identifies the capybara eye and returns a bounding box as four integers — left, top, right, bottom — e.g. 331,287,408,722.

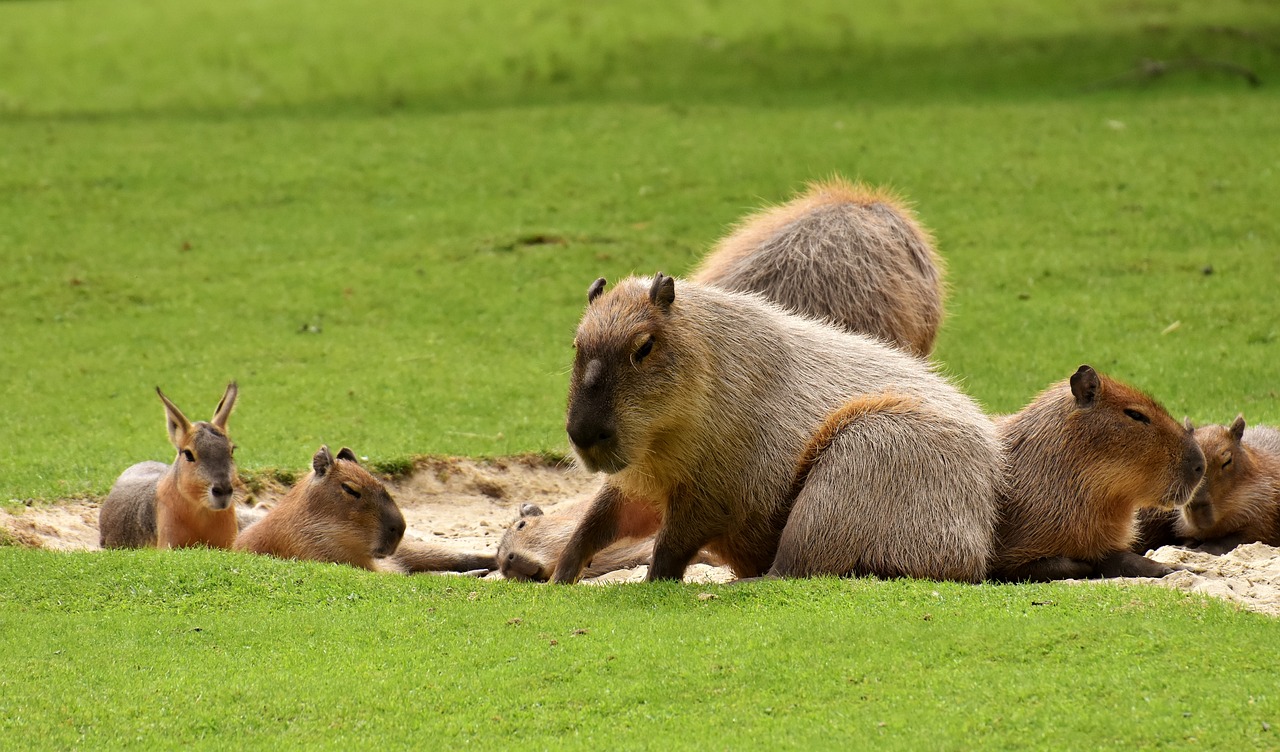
1123,409,1150,424
1222,456,1233,470
633,336,655,364
340,483,362,499
516,520,527,530
183,450,195,462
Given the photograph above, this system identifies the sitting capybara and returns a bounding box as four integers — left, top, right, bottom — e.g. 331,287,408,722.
692,178,944,356
992,366,1205,581
1156,417,1280,554
551,272,1001,584
100,383,240,549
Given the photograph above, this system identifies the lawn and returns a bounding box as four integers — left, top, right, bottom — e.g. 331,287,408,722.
1,0,1278,747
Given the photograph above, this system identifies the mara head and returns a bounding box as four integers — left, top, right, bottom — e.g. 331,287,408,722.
306,446,406,558
495,503,566,581
158,382,238,511
566,272,697,474
1182,416,1251,530
1063,365,1204,510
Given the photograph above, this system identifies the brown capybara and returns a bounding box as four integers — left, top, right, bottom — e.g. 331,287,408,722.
992,365,1205,581
1174,417,1280,554
235,445,407,571
551,272,1001,584
497,501,720,581
691,178,944,356
100,383,240,549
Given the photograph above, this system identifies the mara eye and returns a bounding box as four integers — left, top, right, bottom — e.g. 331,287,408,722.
341,483,362,499
633,336,655,364
1123,409,1150,424
182,450,195,462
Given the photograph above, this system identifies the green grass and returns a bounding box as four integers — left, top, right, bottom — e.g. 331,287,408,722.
2,549,1276,749
3,1,1280,747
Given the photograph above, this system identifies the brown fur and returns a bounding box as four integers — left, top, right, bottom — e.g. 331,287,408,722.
497,500,723,581
554,273,1001,583
389,541,497,575
993,366,1205,581
99,383,239,549
692,178,944,356
234,446,406,571
1172,418,1280,553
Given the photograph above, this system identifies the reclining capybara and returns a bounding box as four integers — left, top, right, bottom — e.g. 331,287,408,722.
235,445,493,573
992,366,1205,581
551,272,1001,583
1145,417,1280,555
99,383,240,549
691,178,944,356
497,501,717,581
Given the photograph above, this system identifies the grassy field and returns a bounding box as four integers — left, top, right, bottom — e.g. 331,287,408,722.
2,0,1279,747
2,549,1277,749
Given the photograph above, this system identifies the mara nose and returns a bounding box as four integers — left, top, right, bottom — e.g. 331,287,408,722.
211,485,233,499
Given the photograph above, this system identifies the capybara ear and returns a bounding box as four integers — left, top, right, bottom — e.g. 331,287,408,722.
313,445,335,476
1229,415,1247,442
1184,417,1195,433
211,381,238,431
1069,365,1100,408
519,503,544,518
587,277,607,304
336,447,358,463
649,272,675,311
156,387,193,450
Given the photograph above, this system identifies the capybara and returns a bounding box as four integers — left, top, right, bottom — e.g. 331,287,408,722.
552,272,1001,583
497,501,719,581
691,178,944,356
235,445,407,570
1174,417,1280,554
992,365,1205,581
99,383,239,549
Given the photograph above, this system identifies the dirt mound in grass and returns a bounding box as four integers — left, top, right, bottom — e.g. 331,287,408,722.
3,458,1278,615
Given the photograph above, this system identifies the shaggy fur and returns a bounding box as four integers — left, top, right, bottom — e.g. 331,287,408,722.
993,366,1206,581
692,178,944,356
99,383,239,549
553,273,1001,583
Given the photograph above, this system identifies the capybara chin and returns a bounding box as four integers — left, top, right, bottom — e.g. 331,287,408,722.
234,445,406,571
555,272,1001,583
691,178,944,356
99,383,240,549
1173,417,1280,554
992,365,1205,582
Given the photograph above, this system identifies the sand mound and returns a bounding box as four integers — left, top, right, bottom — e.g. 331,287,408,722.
4,458,1277,615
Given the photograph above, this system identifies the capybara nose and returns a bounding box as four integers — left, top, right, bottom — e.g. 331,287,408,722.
1183,445,1206,485
567,418,615,451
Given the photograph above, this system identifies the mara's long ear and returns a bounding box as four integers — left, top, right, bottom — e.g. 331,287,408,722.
1069,365,1100,409
313,445,335,476
519,503,544,518
156,387,192,449
649,272,675,311
587,277,607,304
1229,414,1247,443
336,447,358,463
211,381,238,432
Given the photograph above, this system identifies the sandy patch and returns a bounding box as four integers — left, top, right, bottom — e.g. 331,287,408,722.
3,459,1277,615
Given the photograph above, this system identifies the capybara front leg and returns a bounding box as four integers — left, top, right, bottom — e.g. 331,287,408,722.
551,485,625,584
1094,550,1175,578
995,556,1094,582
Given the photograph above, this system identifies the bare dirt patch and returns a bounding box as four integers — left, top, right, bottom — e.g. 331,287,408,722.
3,458,1278,615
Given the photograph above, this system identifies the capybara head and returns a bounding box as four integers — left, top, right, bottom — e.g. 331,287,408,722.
1183,416,1251,530
496,503,563,581
566,272,692,474
158,382,238,510
1063,365,1204,510
307,445,406,557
